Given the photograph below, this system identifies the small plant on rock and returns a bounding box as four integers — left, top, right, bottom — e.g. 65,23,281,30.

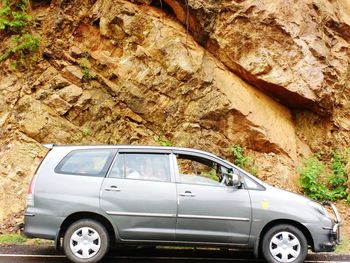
79,56,96,81
82,127,90,137
0,0,41,66
0,33,40,62
0,0,32,33
156,136,172,147
231,144,257,176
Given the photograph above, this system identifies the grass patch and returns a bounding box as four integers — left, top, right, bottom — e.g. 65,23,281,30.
32,238,54,246
0,234,53,246
0,234,27,244
335,238,350,254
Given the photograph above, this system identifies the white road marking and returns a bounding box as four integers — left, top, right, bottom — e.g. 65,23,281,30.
0,254,65,258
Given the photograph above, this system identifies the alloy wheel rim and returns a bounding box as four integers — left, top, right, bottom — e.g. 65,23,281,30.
70,227,101,259
269,231,301,263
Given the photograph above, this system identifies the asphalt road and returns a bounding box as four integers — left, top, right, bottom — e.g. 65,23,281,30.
0,245,349,263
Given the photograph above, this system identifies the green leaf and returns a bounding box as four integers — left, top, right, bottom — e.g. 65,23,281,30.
0,6,11,16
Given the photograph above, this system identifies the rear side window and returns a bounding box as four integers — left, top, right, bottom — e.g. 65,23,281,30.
109,153,171,182
55,149,115,177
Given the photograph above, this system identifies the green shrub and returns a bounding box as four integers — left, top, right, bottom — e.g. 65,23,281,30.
328,150,349,200
0,0,41,65
0,0,32,33
299,149,349,201
0,33,41,62
298,156,329,200
231,144,257,176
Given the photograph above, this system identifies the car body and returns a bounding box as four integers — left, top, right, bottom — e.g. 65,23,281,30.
24,145,342,263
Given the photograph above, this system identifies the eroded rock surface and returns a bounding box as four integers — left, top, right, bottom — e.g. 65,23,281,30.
162,0,350,114
90,0,297,158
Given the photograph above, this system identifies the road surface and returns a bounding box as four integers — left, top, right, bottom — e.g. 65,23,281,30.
0,245,349,263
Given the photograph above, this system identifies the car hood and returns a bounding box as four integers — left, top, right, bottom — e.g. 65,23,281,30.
263,183,315,205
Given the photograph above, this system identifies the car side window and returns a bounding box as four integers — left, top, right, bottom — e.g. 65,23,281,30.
55,149,115,177
242,174,264,190
109,153,171,182
108,154,124,178
176,154,225,186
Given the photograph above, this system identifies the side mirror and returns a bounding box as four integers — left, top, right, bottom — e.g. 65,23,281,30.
231,173,241,188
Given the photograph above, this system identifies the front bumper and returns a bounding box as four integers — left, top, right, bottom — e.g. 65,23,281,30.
310,201,342,252
322,201,342,245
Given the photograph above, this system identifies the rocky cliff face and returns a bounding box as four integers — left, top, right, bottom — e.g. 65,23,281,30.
0,0,349,231
163,0,350,144
165,0,349,107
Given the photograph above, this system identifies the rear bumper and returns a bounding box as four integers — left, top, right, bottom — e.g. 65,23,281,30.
23,208,63,240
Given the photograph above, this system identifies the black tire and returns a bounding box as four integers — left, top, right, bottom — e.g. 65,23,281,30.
262,224,307,263
63,219,109,263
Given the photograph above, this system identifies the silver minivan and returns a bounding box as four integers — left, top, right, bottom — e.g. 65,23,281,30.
24,145,342,263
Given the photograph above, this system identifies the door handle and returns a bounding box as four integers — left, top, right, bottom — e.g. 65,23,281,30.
179,191,195,197
104,186,121,192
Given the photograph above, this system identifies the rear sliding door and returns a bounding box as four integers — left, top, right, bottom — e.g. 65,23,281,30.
100,150,177,241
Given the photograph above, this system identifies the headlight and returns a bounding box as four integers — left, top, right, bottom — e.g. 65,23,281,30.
308,201,329,217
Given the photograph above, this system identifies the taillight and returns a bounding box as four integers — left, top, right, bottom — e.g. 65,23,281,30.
27,174,38,206
27,144,52,206
28,174,37,194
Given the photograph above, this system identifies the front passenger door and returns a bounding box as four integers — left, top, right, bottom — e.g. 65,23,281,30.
174,152,252,244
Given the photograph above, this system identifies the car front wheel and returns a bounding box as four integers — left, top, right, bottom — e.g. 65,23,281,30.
262,224,307,263
63,219,109,263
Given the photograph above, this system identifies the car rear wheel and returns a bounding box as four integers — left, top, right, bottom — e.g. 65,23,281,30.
262,224,307,263
63,219,109,263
